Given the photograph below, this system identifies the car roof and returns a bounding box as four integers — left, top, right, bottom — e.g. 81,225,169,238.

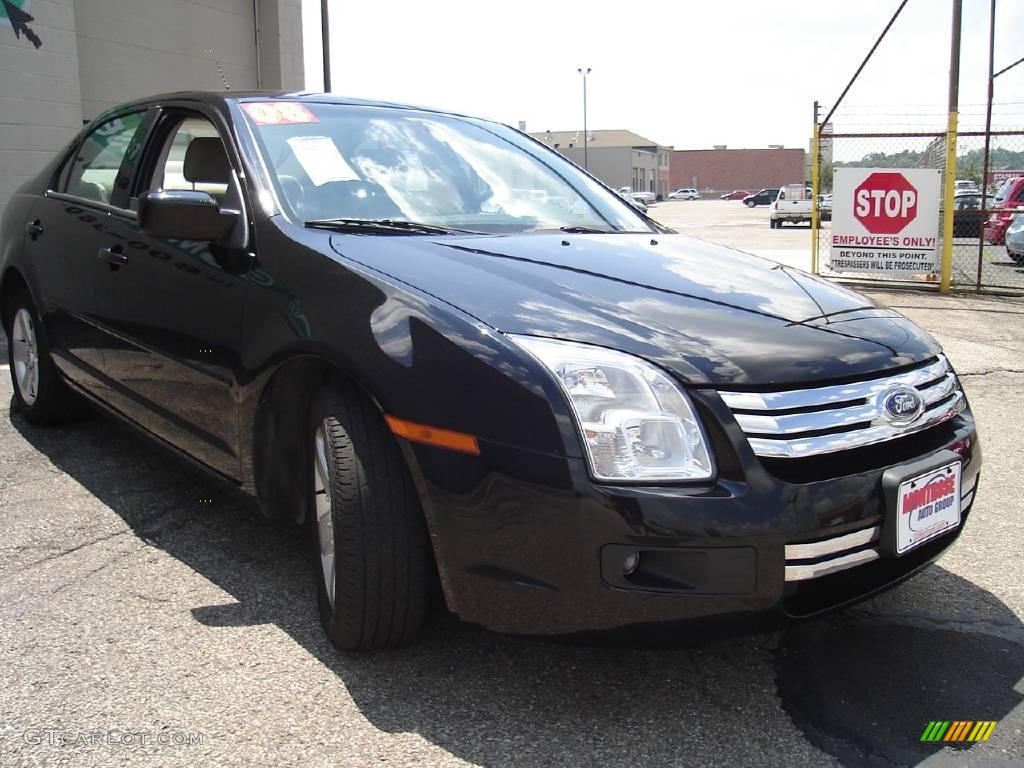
95,90,484,122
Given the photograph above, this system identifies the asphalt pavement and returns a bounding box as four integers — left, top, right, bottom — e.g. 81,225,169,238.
0,289,1022,768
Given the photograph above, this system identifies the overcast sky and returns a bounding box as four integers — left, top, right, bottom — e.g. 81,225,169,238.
301,0,1022,150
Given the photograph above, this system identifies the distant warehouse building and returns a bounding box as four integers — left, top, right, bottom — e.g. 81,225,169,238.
669,147,806,196
530,130,672,199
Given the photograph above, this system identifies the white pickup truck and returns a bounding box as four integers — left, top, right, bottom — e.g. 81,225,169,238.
769,184,813,229
618,187,657,205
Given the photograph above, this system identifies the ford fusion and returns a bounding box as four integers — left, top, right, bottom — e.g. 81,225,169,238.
0,93,980,649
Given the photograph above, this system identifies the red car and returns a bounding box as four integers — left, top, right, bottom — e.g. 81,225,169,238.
983,176,1024,244
720,189,750,200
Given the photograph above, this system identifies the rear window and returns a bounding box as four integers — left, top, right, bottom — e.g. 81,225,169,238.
994,178,1016,205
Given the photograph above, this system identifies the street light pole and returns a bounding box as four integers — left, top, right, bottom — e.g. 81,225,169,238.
577,67,591,170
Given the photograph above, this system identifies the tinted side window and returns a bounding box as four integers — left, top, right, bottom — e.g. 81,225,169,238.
64,113,144,205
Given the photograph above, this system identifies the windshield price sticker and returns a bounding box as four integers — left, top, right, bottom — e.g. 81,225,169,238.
285,136,360,186
242,102,318,125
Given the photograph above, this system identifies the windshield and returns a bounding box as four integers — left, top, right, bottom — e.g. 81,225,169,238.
239,101,652,235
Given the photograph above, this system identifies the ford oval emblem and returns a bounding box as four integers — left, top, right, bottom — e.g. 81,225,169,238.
879,385,924,426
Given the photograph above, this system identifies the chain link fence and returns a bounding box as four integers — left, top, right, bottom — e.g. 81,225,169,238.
811,104,1024,293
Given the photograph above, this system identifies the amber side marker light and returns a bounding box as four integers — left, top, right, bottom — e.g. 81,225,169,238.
384,415,480,455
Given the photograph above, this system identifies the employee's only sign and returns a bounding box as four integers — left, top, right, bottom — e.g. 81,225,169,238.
829,168,941,274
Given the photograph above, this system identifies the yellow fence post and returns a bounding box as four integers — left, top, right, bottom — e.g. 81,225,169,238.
939,111,958,292
810,123,821,274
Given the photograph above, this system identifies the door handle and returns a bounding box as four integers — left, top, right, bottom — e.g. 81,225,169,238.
26,220,43,240
98,246,127,270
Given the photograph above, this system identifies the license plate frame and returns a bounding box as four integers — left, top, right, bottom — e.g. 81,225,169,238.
881,450,962,557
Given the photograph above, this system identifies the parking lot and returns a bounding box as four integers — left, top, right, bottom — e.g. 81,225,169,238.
649,199,1021,290
1,209,1023,767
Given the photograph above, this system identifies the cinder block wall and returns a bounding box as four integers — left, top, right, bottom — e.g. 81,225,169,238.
0,0,303,241
0,0,83,215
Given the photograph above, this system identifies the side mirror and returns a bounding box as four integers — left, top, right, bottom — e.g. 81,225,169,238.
138,190,238,241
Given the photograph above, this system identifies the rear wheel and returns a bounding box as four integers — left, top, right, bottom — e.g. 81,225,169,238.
5,291,80,424
308,384,429,650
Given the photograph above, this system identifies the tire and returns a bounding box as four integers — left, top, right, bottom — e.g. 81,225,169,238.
307,384,429,650
745,200,756,208
4,289,80,425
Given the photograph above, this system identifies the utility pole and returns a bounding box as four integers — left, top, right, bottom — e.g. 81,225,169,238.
577,67,591,171
976,0,995,289
811,100,821,274
321,0,331,92
939,0,962,293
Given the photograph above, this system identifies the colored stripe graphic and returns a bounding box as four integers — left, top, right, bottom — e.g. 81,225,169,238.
945,721,972,741
921,720,996,742
921,721,950,742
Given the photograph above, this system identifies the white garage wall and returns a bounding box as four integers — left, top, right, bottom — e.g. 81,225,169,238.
0,0,302,245
0,0,83,213
74,0,259,120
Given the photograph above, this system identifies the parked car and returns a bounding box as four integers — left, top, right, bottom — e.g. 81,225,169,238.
618,186,656,205
951,193,985,239
669,188,700,200
1005,210,1024,264
720,189,751,200
742,188,780,207
1,91,980,651
769,184,813,228
954,179,979,194
819,193,833,221
983,176,1024,244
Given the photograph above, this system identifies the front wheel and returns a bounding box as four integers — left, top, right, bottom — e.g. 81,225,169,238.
745,200,756,208
5,291,80,424
308,384,429,650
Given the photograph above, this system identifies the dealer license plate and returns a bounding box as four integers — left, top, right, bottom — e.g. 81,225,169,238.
894,461,961,555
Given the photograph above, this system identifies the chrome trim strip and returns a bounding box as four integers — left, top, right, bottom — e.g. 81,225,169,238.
720,356,948,412
735,401,878,436
784,525,880,561
961,472,978,496
961,490,975,508
745,391,965,458
784,549,880,582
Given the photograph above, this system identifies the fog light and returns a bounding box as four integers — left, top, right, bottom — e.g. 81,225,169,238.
622,551,641,576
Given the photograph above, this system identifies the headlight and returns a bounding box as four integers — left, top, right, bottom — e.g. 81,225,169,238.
510,336,714,482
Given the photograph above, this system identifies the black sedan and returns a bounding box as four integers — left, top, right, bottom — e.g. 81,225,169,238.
951,192,984,239
1,92,980,650
742,188,780,207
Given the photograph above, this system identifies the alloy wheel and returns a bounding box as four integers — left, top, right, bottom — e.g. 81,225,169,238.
313,423,336,610
11,308,39,406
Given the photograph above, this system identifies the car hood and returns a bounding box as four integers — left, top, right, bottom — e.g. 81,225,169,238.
329,232,940,387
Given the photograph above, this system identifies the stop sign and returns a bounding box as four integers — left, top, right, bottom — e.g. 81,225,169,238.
853,172,918,235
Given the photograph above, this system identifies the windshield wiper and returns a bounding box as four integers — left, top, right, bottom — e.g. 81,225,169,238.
557,225,614,234
304,218,480,235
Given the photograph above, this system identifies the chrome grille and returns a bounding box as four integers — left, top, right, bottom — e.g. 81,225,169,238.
720,356,965,459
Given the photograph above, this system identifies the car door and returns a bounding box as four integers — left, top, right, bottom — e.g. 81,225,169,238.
27,110,151,399
90,106,253,480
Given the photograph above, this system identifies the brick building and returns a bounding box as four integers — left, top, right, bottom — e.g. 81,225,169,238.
669,147,806,195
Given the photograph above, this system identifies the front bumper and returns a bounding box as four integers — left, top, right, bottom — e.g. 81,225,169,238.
401,401,980,636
